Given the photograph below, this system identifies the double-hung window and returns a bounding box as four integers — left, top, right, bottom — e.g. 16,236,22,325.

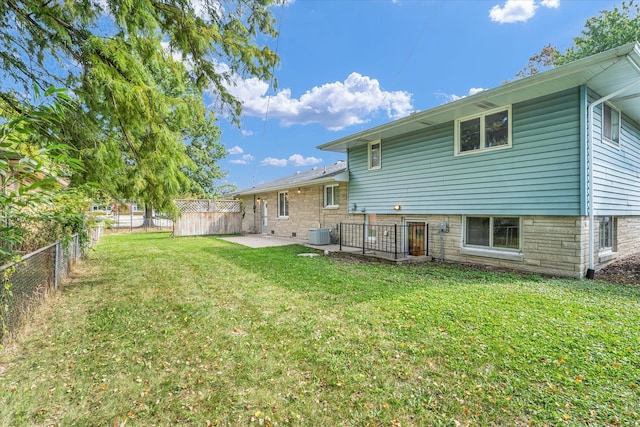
465,216,521,251
324,184,339,208
278,191,289,218
602,103,620,146
455,106,511,155
368,140,381,170
599,216,615,252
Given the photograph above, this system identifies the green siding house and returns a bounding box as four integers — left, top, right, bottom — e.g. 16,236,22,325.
318,43,640,278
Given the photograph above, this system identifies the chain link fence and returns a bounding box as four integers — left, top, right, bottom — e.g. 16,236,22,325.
0,226,102,341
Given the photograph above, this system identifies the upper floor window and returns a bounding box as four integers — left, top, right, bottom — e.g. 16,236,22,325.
602,103,620,146
368,140,381,170
278,191,289,218
455,106,512,155
465,216,521,251
324,184,339,208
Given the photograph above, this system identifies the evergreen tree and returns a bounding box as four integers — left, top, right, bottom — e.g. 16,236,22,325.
0,0,279,216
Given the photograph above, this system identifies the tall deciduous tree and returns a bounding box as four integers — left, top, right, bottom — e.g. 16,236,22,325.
0,0,279,216
556,0,640,65
517,1,640,76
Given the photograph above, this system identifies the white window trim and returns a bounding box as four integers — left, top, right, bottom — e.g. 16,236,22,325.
324,184,340,209
598,216,616,253
277,191,289,218
601,103,621,149
454,105,512,156
462,215,523,258
368,140,381,170
460,246,524,262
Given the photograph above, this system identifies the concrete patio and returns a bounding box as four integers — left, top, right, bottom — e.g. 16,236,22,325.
219,234,431,264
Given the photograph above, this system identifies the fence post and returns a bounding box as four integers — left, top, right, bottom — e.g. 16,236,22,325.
54,241,59,292
339,223,343,251
362,222,366,254
426,224,429,257
394,224,398,260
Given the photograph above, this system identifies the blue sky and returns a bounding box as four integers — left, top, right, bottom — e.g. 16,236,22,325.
214,0,621,191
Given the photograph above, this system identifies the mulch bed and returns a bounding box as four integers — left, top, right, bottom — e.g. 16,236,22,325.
595,253,640,286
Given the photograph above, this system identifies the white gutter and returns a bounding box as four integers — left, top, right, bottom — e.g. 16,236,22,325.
233,174,348,197
586,56,640,277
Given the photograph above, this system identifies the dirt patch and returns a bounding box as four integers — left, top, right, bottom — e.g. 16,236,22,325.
595,253,640,286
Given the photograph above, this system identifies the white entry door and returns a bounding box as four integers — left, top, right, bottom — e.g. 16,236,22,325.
261,200,268,234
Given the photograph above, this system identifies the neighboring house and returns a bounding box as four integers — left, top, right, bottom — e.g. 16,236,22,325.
315,42,640,278
234,161,349,242
1,150,68,196
1,150,22,196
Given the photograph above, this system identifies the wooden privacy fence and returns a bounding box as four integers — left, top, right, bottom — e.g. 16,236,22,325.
173,199,242,237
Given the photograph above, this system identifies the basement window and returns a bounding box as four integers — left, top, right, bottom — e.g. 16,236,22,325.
461,216,523,261
599,216,615,252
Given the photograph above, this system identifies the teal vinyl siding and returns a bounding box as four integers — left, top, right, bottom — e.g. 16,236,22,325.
348,88,583,215
591,92,640,215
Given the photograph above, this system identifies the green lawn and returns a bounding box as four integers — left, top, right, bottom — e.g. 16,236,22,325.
1,232,639,426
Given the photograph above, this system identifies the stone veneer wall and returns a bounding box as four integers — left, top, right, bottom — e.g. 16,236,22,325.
577,215,640,278
613,217,640,259
406,214,639,278
592,216,640,273
377,215,587,278
237,204,640,278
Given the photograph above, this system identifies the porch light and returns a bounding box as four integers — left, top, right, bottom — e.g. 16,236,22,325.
393,205,401,211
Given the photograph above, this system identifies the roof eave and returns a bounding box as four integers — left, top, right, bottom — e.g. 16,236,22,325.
318,42,640,153
233,173,349,197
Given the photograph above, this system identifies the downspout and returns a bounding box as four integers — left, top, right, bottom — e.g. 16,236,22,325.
586,56,640,278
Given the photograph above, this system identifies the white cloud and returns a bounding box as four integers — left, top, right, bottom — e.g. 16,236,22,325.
217,72,414,131
261,157,288,167
489,0,559,24
189,0,224,20
288,154,322,167
467,87,487,97
227,145,244,155
437,87,487,103
241,129,254,136
229,154,255,165
257,154,323,167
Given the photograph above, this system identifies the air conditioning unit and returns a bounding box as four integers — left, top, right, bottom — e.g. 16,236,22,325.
308,228,330,245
